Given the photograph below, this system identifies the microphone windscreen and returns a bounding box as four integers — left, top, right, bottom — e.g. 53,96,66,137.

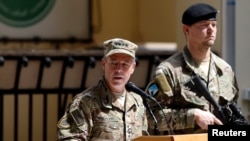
125,82,133,91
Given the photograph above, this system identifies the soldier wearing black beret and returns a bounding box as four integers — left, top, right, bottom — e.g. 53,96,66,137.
146,3,243,134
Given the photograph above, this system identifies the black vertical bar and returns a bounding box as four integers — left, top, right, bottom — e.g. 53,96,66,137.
0,56,4,141
58,57,69,119
59,56,75,119
57,60,67,119
80,56,96,91
80,57,89,91
43,93,47,141
0,93,3,141
14,94,18,141
36,57,51,141
37,57,51,89
14,60,21,141
146,56,153,87
28,93,33,141
36,58,44,141
145,56,160,88
14,56,28,141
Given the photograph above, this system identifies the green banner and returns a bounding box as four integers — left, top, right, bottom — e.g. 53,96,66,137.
0,0,55,27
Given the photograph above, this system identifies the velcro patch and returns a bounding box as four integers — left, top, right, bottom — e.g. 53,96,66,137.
70,109,85,126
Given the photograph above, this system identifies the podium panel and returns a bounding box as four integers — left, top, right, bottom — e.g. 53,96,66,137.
172,133,207,141
133,135,172,141
133,133,208,141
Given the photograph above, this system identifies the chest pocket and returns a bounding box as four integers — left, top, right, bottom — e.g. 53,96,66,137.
133,108,144,130
91,112,123,140
94,115,121,129
218,78,236,101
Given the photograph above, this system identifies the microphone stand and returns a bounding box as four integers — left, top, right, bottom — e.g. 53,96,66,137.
142,97,159,135
147,92,175,135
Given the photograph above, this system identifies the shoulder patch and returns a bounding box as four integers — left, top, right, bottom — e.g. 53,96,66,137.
147,83,159,97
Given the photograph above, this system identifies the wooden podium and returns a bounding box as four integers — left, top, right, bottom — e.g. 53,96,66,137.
132,133,208,141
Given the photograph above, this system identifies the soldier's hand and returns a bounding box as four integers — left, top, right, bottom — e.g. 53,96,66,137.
194,109,223,130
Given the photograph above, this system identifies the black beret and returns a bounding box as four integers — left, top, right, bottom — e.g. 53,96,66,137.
182,3,219,25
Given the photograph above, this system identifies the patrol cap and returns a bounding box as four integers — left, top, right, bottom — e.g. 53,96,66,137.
182,3,219,25
103,38,138,58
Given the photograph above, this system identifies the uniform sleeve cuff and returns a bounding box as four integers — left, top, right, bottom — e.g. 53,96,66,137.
186,108,196,128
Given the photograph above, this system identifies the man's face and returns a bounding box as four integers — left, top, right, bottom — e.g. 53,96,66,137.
186,20,217,47
102,53,136,93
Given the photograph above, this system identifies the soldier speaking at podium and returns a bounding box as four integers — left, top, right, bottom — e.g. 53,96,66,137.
146,3,248,135
57,38,149,140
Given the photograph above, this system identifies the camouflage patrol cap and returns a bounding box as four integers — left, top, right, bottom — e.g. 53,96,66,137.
182,3,219,25
103,38,138,58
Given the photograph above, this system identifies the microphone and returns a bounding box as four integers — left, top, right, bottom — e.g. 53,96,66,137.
126,81,175,135
126,81,159,134
125,82,157,102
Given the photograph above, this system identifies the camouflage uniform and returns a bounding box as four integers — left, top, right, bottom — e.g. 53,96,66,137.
146,46,239,134
57,77,148,141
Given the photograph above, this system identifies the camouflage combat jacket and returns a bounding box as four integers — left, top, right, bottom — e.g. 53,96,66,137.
146,46,239,134
57,78,148,141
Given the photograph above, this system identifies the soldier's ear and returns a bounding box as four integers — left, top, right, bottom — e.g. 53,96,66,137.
183,25,189,34
101,58,106,70
130,62,136,74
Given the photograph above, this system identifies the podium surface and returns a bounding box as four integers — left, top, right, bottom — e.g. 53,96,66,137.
133,133,208,141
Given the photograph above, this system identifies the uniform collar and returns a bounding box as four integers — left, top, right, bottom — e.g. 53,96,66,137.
98,77,138,110
182,46,223,76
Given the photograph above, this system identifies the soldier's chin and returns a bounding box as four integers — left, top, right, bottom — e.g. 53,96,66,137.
209,40,215,45
112,79,125,85
204,41,214,47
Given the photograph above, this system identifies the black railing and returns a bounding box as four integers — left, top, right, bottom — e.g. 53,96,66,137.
0,48,175,141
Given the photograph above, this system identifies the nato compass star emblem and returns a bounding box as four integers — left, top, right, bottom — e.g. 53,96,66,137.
147,83,159,97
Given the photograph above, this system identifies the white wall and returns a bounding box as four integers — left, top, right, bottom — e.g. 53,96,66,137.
235,0,250,120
